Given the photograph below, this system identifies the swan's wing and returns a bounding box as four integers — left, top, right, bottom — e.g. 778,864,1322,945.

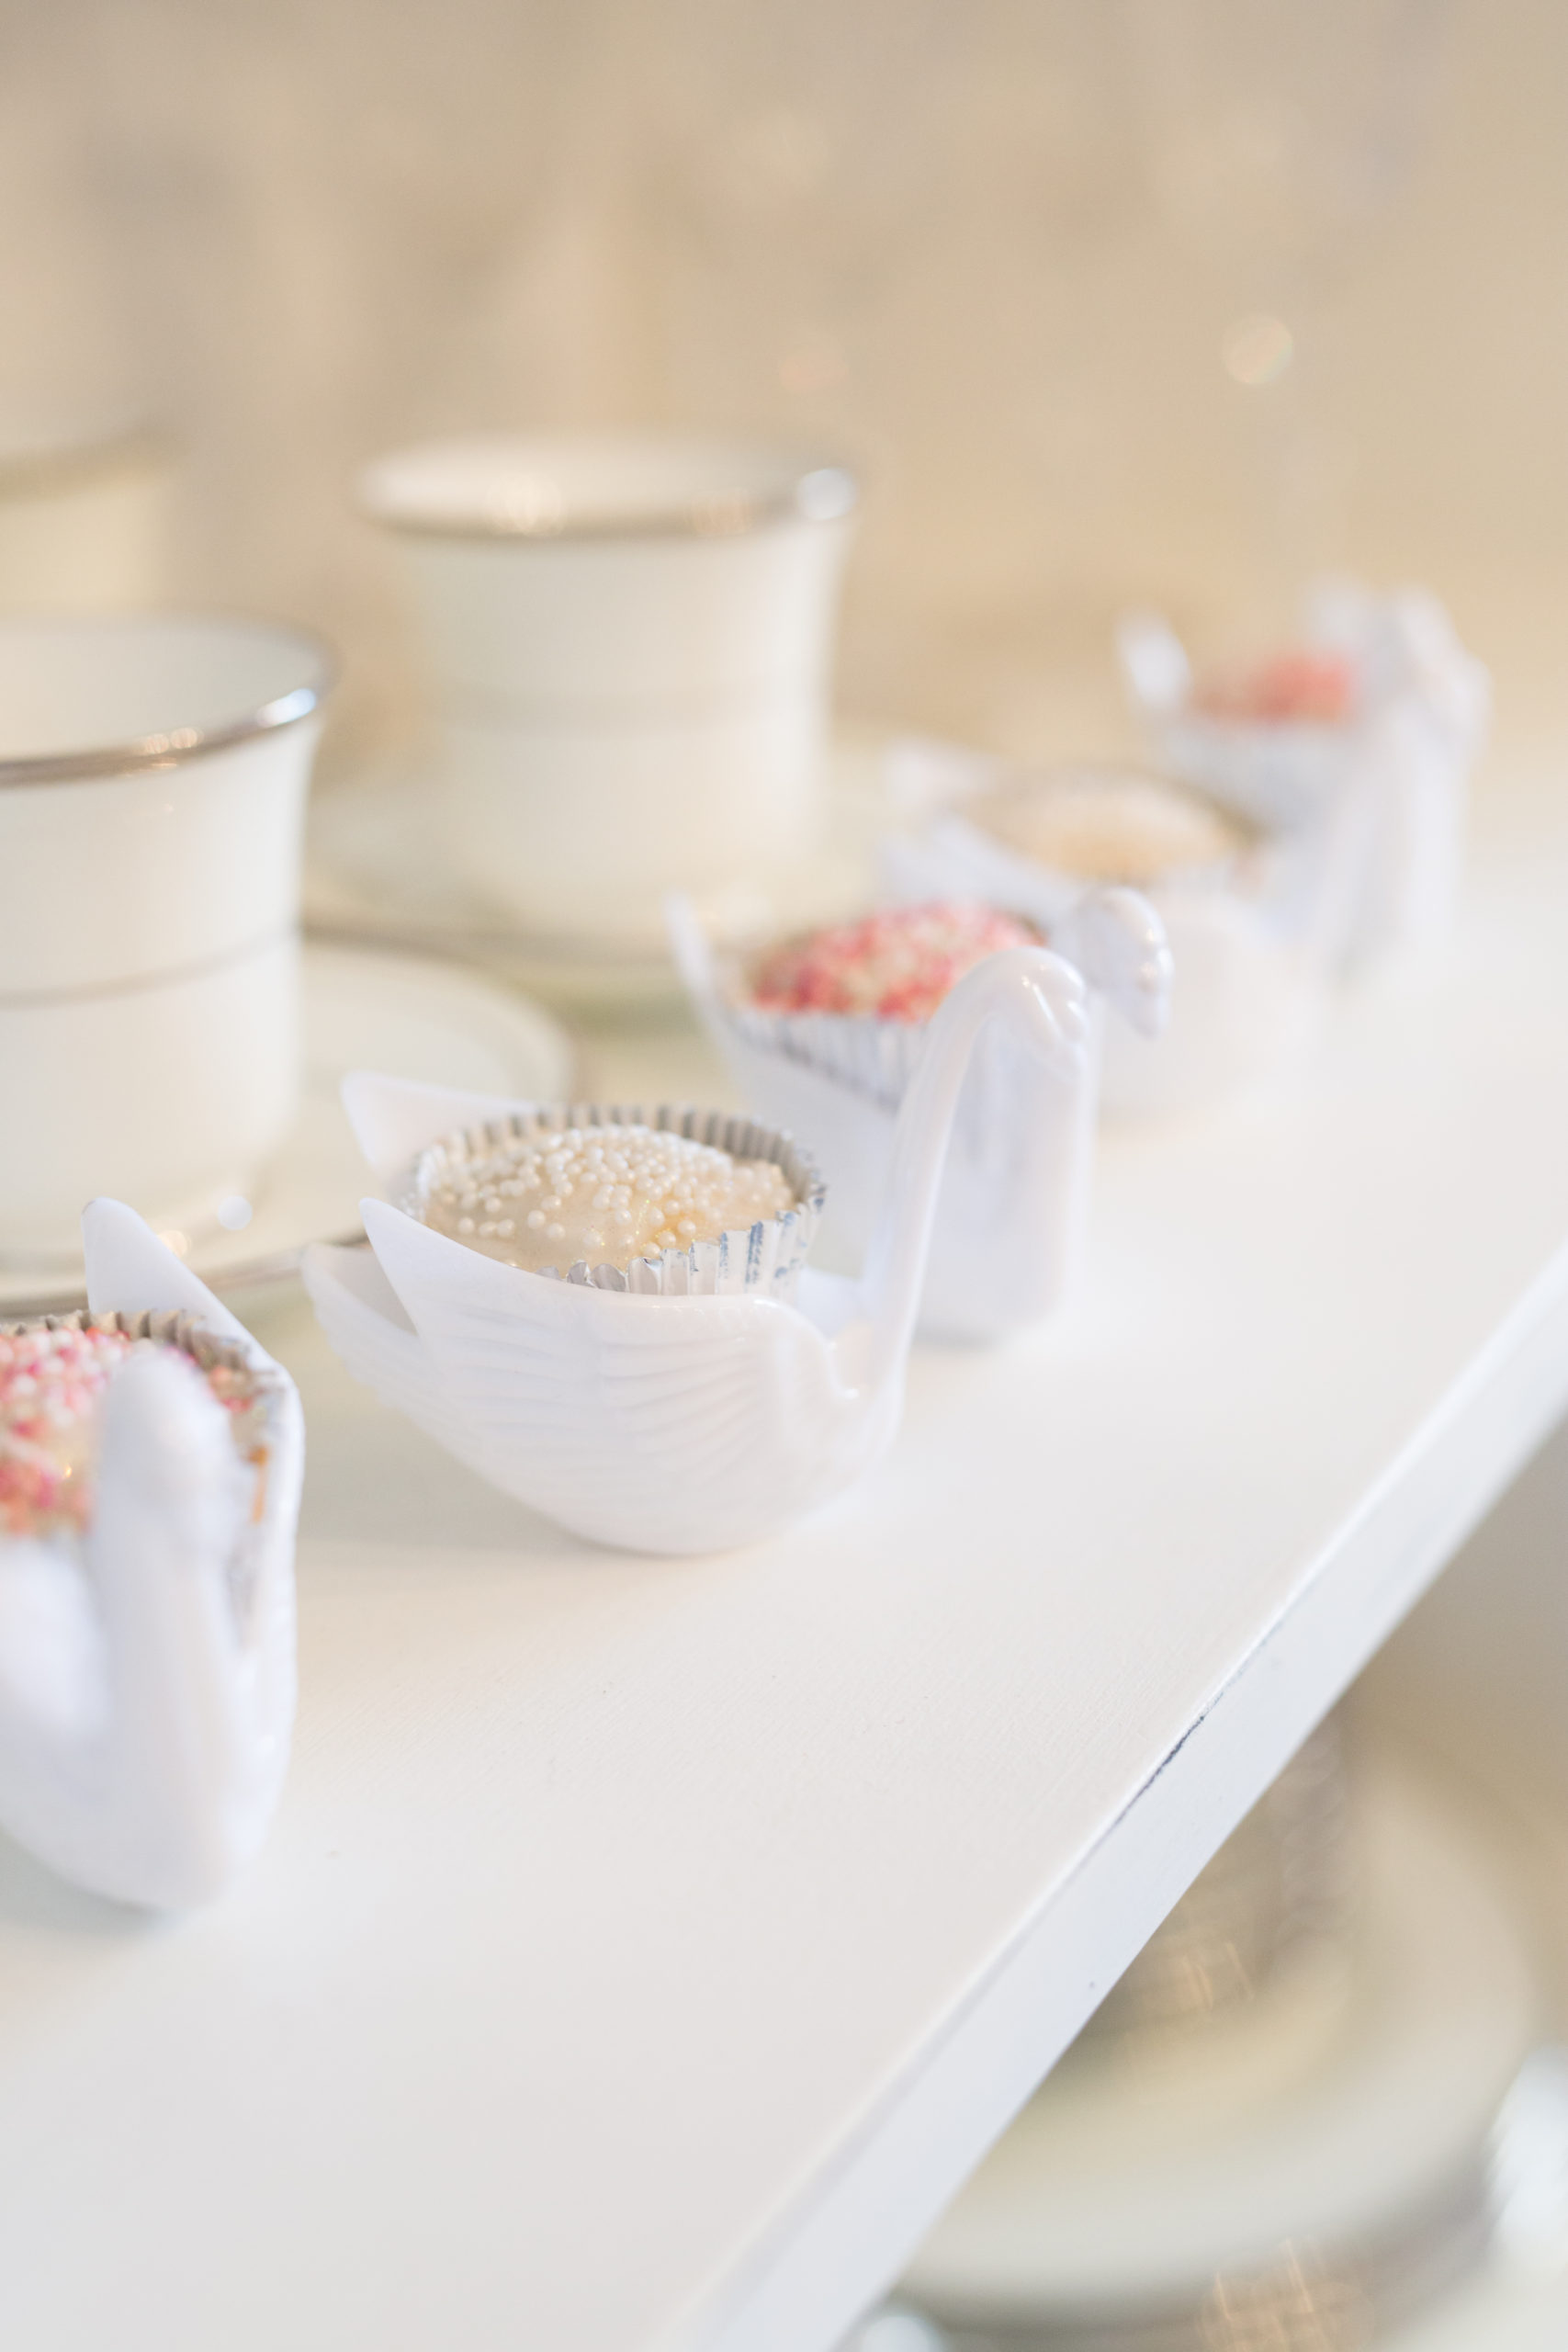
82,1196,254,1342
301,1241,491,1477
342,1072,547,1190
361,1202,847,1554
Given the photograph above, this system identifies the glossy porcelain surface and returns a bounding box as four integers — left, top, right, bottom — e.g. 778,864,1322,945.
671,889,1169,1339
1118,583,1490,970
882,742,1337,1119
0,1201,301,1907
363,432,856,941
0,616,331,1258
304,948,1085,1552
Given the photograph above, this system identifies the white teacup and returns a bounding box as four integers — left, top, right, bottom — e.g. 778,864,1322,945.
0,615,332,1262
359,434,858,944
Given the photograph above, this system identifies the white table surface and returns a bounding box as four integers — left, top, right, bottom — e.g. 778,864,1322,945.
7,761,1568,2352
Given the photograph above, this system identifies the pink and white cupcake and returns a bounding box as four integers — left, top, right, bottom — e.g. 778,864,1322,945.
671,891,1168,1340
1118,583,1490,967
0,1200,302,1909
1,1310,276,1544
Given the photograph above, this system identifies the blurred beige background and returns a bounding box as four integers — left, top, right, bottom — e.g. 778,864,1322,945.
1,0,1562,768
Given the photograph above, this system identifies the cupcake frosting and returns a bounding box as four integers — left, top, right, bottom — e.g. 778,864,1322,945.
415,1121,799,1275
1193,648,1356,726
1,1317,268,1540
968,771,1248,888
747,901,1038,1023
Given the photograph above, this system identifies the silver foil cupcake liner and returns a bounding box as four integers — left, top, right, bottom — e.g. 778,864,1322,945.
695,940,1038,1169
716,991,931,1117
401,1101,826,1302
3,1305,283,1390
2,1306,288,1613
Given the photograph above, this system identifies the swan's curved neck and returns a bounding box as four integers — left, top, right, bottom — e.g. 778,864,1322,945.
852,947,1085,1396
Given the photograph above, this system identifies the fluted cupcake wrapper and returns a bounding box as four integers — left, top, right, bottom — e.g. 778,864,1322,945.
401,1102,826,1303
714,999,927,1118
3,1303,290,1621
680,938,1042,1173
668,899,1098,1340
4,1302,284,1384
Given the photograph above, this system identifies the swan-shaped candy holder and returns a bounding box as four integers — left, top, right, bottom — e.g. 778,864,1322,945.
0,1200,301,1908
1118,581,1491,968
671,888,1171,1337
303,948,1085,1555
877,739,1343,1120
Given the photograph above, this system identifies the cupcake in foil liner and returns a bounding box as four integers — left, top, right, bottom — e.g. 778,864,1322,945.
400,1101,825,1304
2,1303,289,1621
1117,585,1491,970
877,751,1331,1120
705,901,1046,1121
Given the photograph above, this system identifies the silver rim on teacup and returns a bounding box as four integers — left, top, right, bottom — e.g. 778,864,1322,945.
358,435,859,544
402,1102,826,1298
0,613,337,789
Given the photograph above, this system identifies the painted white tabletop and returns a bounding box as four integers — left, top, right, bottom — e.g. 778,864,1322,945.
7,758,1568,2352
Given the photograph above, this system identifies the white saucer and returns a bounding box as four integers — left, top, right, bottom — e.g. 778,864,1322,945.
904,1763,1538,2327
0,941,574,1317
303,736,890,1010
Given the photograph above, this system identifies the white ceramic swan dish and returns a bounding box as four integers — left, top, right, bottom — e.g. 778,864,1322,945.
1118,581,1490,968
303,947,1087,1555
671,887,1170,1338
0,1200,301,1908
877,738,1337,1119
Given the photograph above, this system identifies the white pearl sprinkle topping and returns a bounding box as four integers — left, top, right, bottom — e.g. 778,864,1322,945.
420,1125,796,1272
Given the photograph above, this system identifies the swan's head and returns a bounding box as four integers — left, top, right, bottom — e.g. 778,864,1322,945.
1051,887,1174,1041
970,944,1093,1077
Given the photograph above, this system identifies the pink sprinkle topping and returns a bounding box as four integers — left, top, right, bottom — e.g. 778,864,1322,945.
0,1324,264,1540
1193,649,1356,727
749,901,1038,1023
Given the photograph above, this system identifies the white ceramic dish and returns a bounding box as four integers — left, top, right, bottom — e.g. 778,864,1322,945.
671,889,1170,1340
304,949,1088,1554
882,739,1342,1119
0,943,573,1317
304,733,890,1009
1118,582,1490,970
0,1203,301,1909
0,613,332,1258
360,432,857,942
903,1764,1538,2339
